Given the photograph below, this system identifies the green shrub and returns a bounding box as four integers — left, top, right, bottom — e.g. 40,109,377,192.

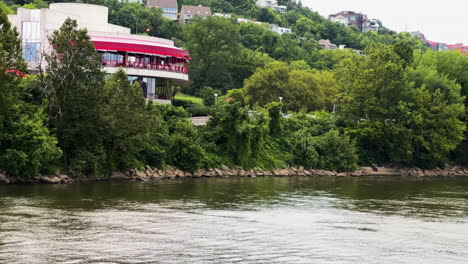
186,104,210,116
290,129,358,172
171,98,192,108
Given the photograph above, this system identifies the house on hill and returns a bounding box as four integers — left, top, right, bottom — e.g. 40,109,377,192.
179,5,212,24
146,0,178,21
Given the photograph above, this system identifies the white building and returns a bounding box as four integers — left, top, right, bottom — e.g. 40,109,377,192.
8,3,190,103
277,27,292,34
255,0,287,14
237,18,292,35
213,13,232,18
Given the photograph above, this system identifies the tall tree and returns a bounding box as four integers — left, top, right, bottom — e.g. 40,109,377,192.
101,70,151,173
42,18,105,174
0,8,60,177
337,44,466,167
183,16,241,93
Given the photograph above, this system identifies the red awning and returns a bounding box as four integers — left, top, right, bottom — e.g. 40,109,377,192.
92,41,191,59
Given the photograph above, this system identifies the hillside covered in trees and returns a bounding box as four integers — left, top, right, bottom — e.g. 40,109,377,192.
1,1,468,180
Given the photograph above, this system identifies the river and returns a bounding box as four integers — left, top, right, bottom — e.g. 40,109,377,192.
0,176,467,263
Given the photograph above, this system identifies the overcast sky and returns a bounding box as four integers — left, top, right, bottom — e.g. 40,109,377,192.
302,0,466,45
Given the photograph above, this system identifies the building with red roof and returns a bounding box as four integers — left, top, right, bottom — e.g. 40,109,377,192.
8,3,190,103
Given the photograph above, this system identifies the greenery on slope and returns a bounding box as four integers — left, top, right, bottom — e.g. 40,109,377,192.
1,1,468,178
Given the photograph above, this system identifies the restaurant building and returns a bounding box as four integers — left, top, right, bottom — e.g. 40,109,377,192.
8,3,190,103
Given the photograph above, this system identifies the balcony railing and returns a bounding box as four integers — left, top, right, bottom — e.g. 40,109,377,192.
102,60,188,74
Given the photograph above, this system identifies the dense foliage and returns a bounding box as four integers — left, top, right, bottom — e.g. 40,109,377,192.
1,1,468,179
0,8,61,177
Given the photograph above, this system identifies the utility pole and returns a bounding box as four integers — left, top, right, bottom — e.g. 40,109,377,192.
135,17,138,34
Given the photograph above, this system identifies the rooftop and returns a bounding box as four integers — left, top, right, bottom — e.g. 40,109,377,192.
181,5,212,15
146,0,178,9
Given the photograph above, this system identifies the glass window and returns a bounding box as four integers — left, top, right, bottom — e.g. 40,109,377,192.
163,8,177,12
23,42,40,62
164,13,177,19
22,21,40,42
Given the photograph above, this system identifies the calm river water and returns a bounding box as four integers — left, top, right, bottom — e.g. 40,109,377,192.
0,176,467,263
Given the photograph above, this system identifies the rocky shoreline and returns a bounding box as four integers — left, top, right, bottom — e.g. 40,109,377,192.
1,165,468,184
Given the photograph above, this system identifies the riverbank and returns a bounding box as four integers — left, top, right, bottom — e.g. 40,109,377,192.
1,165,468,184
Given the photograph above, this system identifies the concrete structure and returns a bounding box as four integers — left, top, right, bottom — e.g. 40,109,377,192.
255,0,287,14
8,3,190,103
179,5,212,24
319,39,337,50
276,26,292,34
237,18,292,35
146,0,178,21
364,19,380,32
213,13,232,18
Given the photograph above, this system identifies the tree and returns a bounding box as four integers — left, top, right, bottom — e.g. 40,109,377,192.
42,18,106,175
230,48,274,89
100,70,151,173
0,8,61,178
337,44,466,166
196,86,221,107
183,16,241,93
244,61,289,107
203,101,285,169
256,8,281,24
243,61,339,111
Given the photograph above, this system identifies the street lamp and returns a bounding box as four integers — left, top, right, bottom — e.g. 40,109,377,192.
279,97,283,115
214,93,218,105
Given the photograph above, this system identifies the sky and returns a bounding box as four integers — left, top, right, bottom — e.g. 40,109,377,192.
302,0,467,45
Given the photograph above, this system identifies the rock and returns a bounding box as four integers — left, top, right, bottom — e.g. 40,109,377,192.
207,169,217,177
8,176,18,184
144,167,154,177
193,170,203,178
0,173,10,184
110,172,130,181
59,174,70,183
136,170,147,178
255,169,264,177
40,176,61,184
214,168,224,177
153,170,162,178
274,169,289,176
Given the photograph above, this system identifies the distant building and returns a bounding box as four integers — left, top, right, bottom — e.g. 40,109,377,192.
213,12,232,18
318,39,337,50
329,11,367,32
179,5,212,24
146,0,178,21
364,19,380,32
255,0,287,14
412,31,468,53
237,18,291,34
277,26,292,34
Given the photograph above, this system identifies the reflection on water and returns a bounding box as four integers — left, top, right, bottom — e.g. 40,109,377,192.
0,176,467,263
